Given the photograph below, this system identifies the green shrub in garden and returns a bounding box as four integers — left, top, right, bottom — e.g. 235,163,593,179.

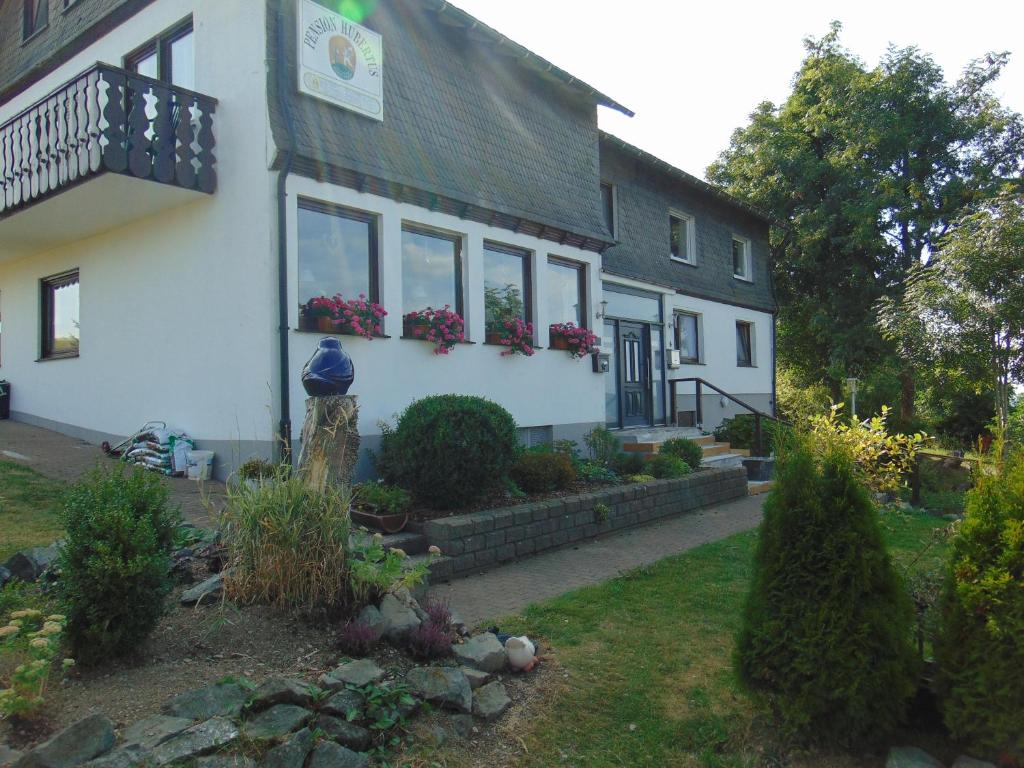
611,451,645,476
58,465,179,664
646,454,692,479
936,448,1024,760
659,438,704,469
377,395,518,509
510,451,576,494
735,434,917,747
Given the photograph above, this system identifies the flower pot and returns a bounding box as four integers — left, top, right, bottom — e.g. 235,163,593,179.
550,334,571,351
317,316,337,333
351,507,409,534
485,331,503,345
404,319,430,338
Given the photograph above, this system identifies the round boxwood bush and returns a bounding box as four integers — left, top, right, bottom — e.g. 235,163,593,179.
936,448,1024,759
735,434,916,747
511,451,576,494
378,394,518,509
646,454,692,479
659,438,704,470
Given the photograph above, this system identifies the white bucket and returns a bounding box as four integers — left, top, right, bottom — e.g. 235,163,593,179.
186,450,215,481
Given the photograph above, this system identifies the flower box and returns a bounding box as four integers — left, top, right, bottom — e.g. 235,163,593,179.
351,506,409,534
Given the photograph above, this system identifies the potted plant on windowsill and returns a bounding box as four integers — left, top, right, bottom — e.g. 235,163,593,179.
301,296,340,332
332,293,387,339
350,481,412,533
549,322,599,359
403,306,465,355
496,317,535,356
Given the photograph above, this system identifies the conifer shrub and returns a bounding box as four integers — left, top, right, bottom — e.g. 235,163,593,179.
377,395,518,509
611,451,645,476
659,438,704,470
735,434,917,747
936,448,1024,760
510,451,576,493
58,465,180,664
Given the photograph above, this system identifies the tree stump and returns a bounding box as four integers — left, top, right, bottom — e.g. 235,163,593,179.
297,395,360,491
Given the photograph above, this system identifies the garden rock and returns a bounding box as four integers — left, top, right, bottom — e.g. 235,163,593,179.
452,633,506,673
315,716,371,752
244,705,312,741
378,593,420,641
355,604,385,635
257,728,314,768
307,742,367,768
392,587,428,622
406,667,471,713
447,714,475,739
325,659,384,688
319,690,364,719
886,747,945,768
459,667,491,689
196,756,255,768
81,747,150,768
0,566,12,589
122,715,193,749
471,681,511,721
150,718,239,766
248,677,315,710
0,747,22,768
14,714,115,768
3,544,60,583
180,572,224,606
952,758,996,768
163,681,249,720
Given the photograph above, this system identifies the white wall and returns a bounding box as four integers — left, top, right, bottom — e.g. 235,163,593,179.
285,177,607,446
0,0,278,469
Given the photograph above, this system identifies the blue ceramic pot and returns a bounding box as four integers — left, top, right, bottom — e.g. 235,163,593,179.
301,337,355,396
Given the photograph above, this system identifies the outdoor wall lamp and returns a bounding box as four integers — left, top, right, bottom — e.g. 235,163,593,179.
596,299,609,320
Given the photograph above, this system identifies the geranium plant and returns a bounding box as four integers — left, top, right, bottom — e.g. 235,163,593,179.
498,317,535,357
302,295,339,319
549,322,599,359
332,294,387,339
403,306,465,355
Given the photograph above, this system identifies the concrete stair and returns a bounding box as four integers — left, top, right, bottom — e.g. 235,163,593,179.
748,480,774,496
616,427,749,471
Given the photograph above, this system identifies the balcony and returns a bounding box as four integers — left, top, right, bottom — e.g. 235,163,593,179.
0,63,217,261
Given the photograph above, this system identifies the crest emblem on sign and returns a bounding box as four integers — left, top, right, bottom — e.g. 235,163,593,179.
329,35,357,80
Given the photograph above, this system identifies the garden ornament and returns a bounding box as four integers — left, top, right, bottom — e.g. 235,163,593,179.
301,337,355,396
505,635,538,672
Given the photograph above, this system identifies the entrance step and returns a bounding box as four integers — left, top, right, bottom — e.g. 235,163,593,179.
701,443,733,458
748,480,774,496
703,452,747,469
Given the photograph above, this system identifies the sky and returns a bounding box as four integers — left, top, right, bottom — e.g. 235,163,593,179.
453,0,1024,181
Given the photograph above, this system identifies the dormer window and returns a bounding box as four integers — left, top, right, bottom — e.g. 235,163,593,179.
23,0,49,41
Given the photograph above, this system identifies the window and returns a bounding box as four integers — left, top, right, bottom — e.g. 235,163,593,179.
600,182,616,238
736,321,754,367
297,200,378,328
125,19,194,90
674,312,700,363
670,212,695,265
484,242,531,339
732,236,752,281
546,258,586,330
23,0,48,40
41,270,79,359
401,225,463,320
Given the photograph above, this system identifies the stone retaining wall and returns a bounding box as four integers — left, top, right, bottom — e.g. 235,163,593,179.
423,466,748,579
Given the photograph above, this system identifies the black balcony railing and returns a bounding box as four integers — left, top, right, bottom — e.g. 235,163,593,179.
0,63,217,219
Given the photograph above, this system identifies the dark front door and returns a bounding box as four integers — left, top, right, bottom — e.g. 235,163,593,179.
619,321,651,427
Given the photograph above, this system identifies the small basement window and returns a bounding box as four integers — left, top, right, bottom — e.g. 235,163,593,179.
41,269,80,359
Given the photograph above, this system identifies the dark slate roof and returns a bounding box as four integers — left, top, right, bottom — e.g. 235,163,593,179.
599,131,774,226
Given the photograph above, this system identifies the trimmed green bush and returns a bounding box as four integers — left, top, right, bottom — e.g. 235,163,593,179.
714,414,786,453
735,435,917,747
936,449,1024,759
646,454,692,479
611,451,645,477
510,451,576,494
58,465,180,664
659,438,704,470
377,395,518,509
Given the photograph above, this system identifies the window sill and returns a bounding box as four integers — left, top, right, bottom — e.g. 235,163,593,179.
670,256,698,267
737,363,757,368
36,352,79,362
400,336,475,345
294,327,390,340
733,274,754,283
20,24,49,46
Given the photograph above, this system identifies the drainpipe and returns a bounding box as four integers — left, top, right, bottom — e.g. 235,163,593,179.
275,6,297,463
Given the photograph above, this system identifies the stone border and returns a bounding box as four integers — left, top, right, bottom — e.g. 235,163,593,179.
423,467,748,579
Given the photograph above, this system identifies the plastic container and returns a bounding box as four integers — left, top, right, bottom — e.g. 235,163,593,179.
0,381,9,420
186,450,215,481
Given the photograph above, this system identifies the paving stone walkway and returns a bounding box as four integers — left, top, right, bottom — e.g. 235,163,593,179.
428,493,765,627
0,419,222,525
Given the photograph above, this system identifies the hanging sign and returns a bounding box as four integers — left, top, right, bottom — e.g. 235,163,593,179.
297,0,383,121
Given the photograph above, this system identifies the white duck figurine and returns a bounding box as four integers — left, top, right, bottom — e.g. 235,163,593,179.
505,635,537,671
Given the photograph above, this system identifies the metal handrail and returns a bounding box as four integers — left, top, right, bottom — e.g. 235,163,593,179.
667,376,789,456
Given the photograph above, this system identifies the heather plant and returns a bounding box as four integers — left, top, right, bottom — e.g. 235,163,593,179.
336,619,381,657
406,620,453,661
377,395,518,509
936,445,1024,760
659,438,704,470
735,434,917,747
59,464,179,664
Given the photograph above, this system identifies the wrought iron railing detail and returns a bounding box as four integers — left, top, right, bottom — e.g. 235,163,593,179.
0,63,217,218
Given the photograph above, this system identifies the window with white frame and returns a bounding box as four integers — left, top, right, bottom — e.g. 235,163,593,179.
674,312,700,363
736,321,754,367
732,236,752,281
600,182,616,238
23,0,48,40
670,212,695,265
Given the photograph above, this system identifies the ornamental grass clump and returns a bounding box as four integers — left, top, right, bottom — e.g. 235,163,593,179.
59,465,179,665
936,445,1024,760
735,433,917,747
219,470,352,612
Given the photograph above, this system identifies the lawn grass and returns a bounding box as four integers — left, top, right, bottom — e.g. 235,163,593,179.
0,460,65,561
426,507,951,768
